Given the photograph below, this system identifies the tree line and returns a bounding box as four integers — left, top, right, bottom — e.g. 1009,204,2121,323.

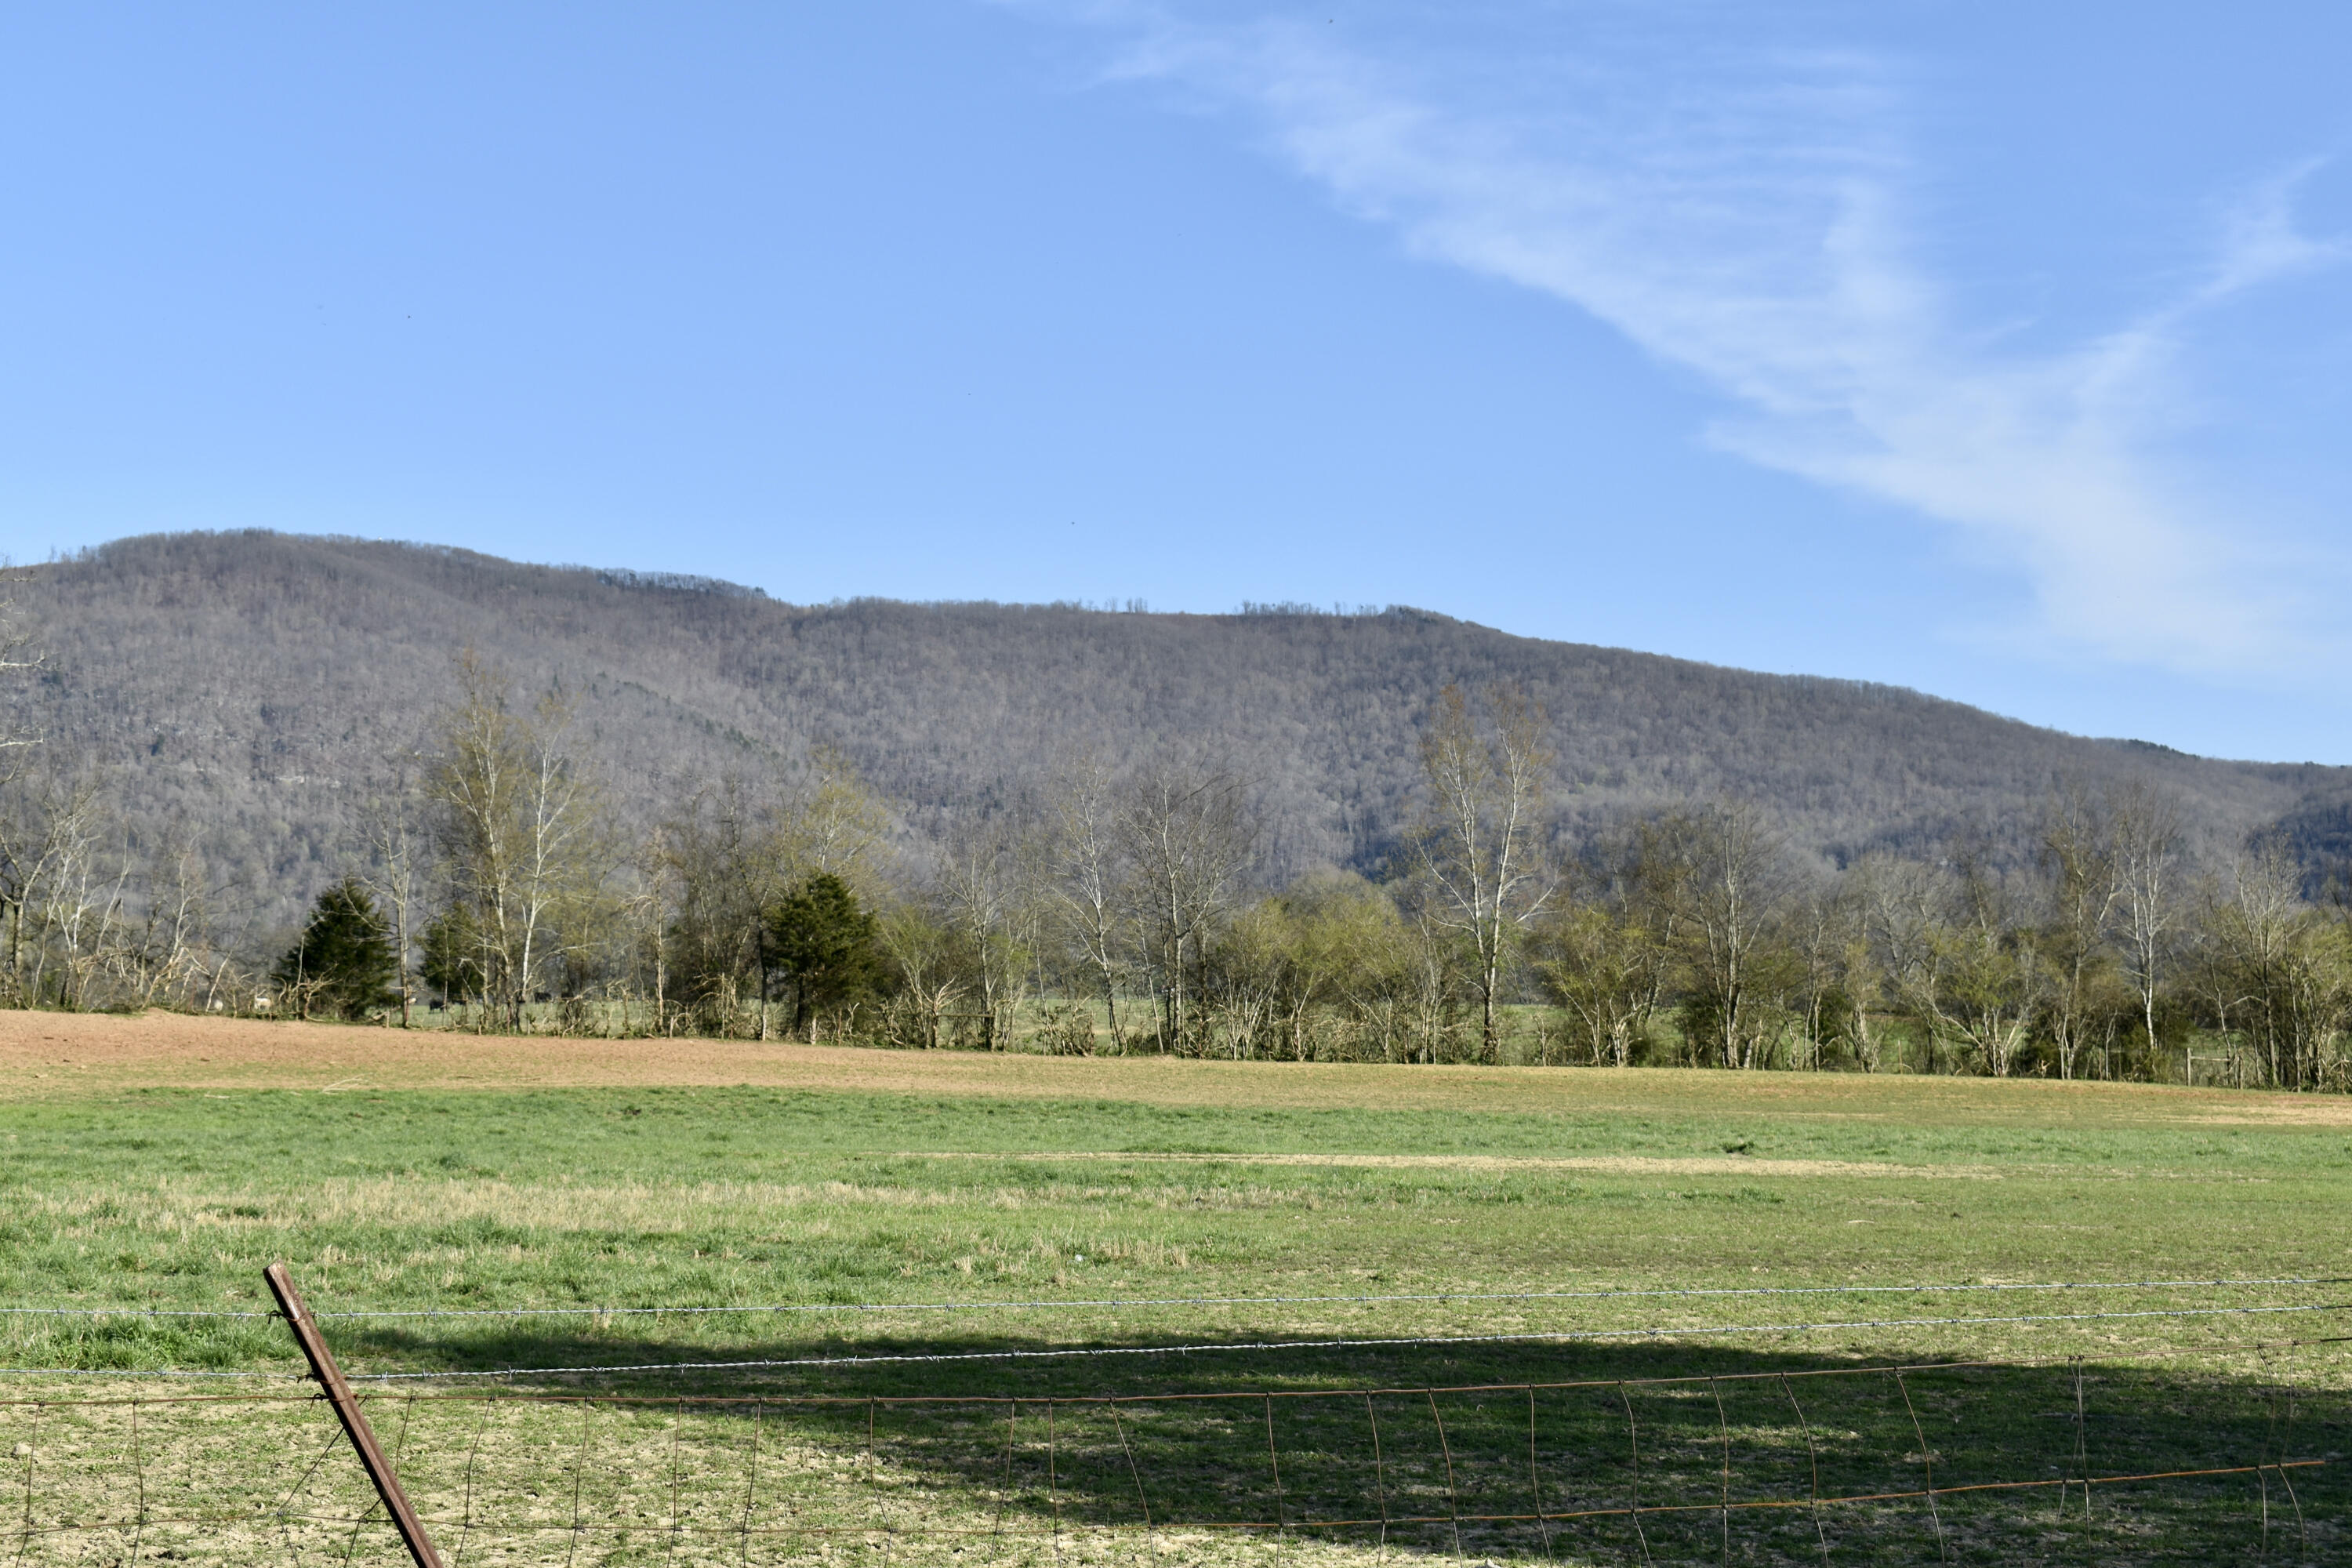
5,629,2350,1091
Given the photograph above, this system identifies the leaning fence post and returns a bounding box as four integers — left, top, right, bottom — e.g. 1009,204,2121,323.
264,1261,447,1568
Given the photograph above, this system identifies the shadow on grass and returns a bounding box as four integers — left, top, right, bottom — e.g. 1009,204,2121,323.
321,1322,2348,1566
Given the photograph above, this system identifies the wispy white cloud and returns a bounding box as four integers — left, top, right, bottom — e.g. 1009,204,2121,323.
1020,2,2348,674
2198,162,2352,307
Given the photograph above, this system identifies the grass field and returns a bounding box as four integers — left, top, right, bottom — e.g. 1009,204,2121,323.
2,1011,2347,1563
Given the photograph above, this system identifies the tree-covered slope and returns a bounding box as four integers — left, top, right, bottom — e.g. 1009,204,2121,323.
9,531,2340,918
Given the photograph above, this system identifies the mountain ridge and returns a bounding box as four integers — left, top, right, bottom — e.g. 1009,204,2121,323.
7,529,2344,928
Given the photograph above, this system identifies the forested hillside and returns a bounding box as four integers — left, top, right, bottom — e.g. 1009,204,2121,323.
5,528,2341,930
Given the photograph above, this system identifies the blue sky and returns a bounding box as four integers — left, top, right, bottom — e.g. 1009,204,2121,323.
2,2,2347,760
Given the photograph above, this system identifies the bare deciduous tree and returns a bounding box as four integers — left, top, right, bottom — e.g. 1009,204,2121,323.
1534,826,1689,1069
1923,851,2044,1078
427,654,615,1031
2201,840,2347,1090
1788,884,1857,1072
1668,800,1798,1070
2038,781,2123,1080
877,902,962,1049
360,771,427,1027
935,813,1037,1050
2,773,111,1007
1855,852,1947,1072
2109,780,2184,1073
33,786,131,1011
1271,874,1405,1062
1045,751,1129,1046
776,745,892,894
1837,929,1891,1074
1536,901,1664,1067
132,826,217,1011
1413,684,1556,1059
1122,760,1258,1053
662,780,768,1032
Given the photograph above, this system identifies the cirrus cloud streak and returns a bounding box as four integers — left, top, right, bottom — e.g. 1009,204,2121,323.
1027,2,2349,676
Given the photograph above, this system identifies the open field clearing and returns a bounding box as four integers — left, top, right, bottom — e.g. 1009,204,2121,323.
10,1009,2352,1127
2,1011,2347,1562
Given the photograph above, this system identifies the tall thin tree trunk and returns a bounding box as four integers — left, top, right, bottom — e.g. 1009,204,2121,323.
756,920,769,1040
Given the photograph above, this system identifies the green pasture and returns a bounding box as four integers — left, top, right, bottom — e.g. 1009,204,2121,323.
1,1068,2347,1562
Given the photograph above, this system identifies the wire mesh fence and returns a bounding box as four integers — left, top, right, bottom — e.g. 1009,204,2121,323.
4,1346,2339,1565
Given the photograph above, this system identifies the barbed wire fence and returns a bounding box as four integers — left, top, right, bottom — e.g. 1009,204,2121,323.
0,1279,2343,1565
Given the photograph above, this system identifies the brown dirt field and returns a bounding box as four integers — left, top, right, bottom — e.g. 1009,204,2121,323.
5,1008,2349,1130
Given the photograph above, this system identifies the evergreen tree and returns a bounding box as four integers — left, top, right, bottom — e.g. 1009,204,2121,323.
765,873,883,1036
274,879,399,1020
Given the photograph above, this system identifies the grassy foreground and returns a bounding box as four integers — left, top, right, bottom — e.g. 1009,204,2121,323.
1,1013,2347,1563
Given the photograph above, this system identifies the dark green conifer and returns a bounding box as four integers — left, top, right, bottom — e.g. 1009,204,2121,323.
764,873,883,1036
274,878,399,1020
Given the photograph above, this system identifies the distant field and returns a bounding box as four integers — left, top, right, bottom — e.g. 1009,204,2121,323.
9,1007,2350,1123
2,1010,2347,1563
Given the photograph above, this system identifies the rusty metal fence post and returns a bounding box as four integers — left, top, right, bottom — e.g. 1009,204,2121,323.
265,1261,446,1568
